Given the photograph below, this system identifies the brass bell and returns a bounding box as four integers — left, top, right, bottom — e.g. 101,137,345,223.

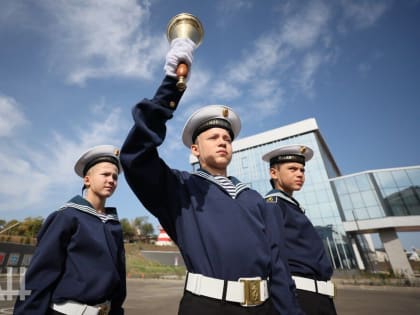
166,13,204,91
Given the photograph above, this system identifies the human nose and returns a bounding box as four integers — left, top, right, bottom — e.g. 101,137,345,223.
217,137,228,146
107,175,117,184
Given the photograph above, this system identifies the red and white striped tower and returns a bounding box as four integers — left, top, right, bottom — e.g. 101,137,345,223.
155,227,173,246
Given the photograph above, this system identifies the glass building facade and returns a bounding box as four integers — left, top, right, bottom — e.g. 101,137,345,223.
189,117,420,274
331,167,420,221
190,118,358,270
330,166,420,276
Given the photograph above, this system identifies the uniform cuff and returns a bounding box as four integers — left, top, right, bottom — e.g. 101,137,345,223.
152,76,185,110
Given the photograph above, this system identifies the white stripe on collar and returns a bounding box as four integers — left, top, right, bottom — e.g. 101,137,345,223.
265,191,305,213
59,202,119,223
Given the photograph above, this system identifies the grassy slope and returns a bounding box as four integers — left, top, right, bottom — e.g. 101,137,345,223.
125,243,186,279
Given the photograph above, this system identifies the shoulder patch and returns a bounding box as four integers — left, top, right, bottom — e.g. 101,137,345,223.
265,196,278,203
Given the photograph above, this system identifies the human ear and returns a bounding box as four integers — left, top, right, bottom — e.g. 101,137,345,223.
269,167,278,180
191,143,200,158
83,175,90,188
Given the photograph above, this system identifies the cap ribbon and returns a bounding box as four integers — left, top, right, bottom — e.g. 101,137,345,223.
269,154,305,166
192,118,234,143
83,156,120,176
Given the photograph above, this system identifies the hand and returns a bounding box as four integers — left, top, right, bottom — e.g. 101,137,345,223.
164,38,196,80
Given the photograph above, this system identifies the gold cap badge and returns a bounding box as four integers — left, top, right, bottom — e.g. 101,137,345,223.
222,108,229,118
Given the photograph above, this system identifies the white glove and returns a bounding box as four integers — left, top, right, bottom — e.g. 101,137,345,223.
164,38,196,80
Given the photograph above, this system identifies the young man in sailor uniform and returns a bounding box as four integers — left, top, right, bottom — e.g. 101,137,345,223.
120,38,302,314
14,145,126,315
263,145,337,315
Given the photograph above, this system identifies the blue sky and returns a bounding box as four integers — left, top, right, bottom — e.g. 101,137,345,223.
1,1,419,248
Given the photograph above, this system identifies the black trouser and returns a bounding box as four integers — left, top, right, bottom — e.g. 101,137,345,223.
178,291,277,315
296,289,337,315
46,309,65,315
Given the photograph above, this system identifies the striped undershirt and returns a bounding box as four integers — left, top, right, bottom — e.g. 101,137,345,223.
214,176,238,198
194,170,249,199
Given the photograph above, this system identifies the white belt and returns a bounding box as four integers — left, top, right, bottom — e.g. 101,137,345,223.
185,272,269,306
51,300,110,315
292,276,335,297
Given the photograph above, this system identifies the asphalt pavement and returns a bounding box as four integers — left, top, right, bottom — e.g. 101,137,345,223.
1,278,420,314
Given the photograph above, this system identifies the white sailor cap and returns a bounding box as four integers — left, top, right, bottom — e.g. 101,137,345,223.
181,105,241,148
262,144,314,166
74,144,122,177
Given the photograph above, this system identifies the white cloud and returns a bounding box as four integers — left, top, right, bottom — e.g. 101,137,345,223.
281,0,331,50
0,94,28,137
39,0,165,85
340,0,391,30
217,0,253,13
225,34,285,85
0,102,125,216
297,52,323,96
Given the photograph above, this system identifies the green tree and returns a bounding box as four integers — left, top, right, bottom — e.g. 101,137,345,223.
1,220,20,235
141,222,154,236
120,218,136,241
17,217,44,237
133,216,155,237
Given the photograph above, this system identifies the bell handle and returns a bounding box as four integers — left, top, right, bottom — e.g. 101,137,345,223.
176,62,188,91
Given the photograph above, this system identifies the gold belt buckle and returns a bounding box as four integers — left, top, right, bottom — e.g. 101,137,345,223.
240,279,262,306
97,303,110,315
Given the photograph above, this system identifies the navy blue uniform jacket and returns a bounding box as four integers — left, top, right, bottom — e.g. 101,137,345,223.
120,76,302,314
13,195,126,315
265,189,333,281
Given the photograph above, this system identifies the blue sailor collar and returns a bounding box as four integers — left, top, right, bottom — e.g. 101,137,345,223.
59,195,120,223
193,168,249,195
265,189,305,213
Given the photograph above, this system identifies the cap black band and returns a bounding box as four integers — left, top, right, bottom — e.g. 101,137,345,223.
192,118,234,144
83,156,119,176
269,155,305,166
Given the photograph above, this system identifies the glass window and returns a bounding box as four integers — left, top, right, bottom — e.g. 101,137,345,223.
353,208,368,220
375,172,397,189
391,170,411,188
407,168,420,186
303,191,317,205
355,174,371,191
343,209,353,221
350,193,365,209
366,205,384,219
361,190,379,207
334,179,348,195
339,194,353,211
386,193,407,216
382,187,401,199
346,177,360,194
317,190,330,203
403,188,420,215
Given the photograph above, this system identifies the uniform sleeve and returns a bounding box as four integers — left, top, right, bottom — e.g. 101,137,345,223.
13,211,75,315
110,227,126,315
120,76,185,241
263,202,304,315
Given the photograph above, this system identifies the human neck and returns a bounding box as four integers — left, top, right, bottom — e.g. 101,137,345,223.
201,167,227,177
277,187,293,197
85,192,106,214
